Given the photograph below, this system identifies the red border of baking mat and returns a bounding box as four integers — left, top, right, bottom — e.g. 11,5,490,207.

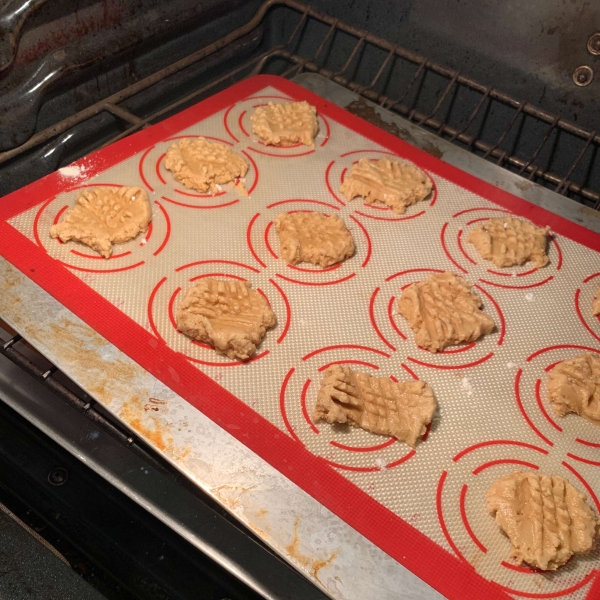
2,75,600,600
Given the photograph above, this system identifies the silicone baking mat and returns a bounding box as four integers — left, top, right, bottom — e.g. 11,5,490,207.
2,75,600,600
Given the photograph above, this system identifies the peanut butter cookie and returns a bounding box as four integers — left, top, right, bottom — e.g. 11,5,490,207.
340,158,432,214
176,279,276,360
398,272,495,352
467,217,550,268
50,186,151,258
487,470,599,570
165,137,248,193
314,365,436,447
250,101,318,147
274,211,355,267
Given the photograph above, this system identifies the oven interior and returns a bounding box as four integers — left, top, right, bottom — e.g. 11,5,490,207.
1,0,599,598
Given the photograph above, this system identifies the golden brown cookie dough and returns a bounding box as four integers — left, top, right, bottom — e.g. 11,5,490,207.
593,289,600,316
397,272,495,352
313,365,436,447
274,211,355,268
547,353,600,426
165,137,248,193
250,101,318,147
467,217,550,268
487,470,599,571
339,158,432,214
50,186,151,259
176,278,276,360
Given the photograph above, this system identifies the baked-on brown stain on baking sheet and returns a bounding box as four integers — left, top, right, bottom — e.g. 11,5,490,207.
46,320,140,405
0,282,191,460
286,518,338,584
118,394,173,452
211,483,257,510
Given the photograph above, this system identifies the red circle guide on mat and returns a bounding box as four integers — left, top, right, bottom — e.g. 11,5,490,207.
1,75,600,600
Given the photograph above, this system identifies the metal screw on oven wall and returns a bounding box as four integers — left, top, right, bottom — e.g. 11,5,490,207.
573,65,594,86
587,33,600,56
48,467,69,486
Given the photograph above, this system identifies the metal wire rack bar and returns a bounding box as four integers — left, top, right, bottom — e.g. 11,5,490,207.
1,0,599,208
518,116,559,177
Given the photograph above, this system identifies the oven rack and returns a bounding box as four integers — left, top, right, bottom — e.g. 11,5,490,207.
1,0,599,209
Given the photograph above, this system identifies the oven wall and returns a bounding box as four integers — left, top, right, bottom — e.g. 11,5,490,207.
305,0,600,131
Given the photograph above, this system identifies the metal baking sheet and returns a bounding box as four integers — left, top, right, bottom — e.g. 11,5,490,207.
1,75,600,600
